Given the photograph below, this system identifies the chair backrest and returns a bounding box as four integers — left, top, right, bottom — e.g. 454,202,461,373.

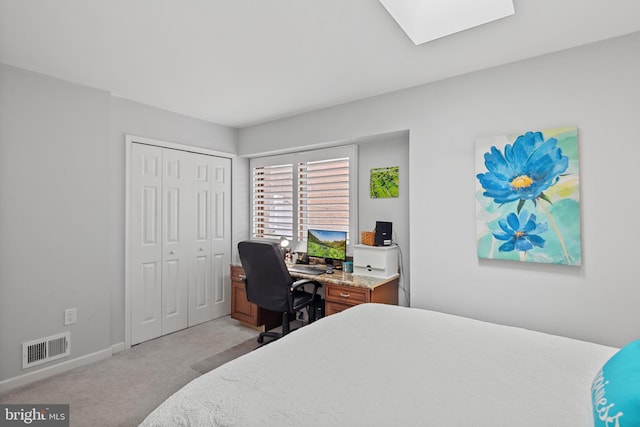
237,240,293,313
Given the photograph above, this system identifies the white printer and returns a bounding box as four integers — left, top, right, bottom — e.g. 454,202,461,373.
352,244,399,279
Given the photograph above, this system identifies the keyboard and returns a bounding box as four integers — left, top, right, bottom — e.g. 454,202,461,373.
288,265,327,276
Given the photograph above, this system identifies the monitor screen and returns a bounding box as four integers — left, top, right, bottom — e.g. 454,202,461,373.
306,229,347,262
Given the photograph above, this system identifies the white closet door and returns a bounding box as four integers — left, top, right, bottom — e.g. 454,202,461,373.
210,156,232,320
130,144,163,344
188,154,232,324
130,141,232,345
161,149,191,335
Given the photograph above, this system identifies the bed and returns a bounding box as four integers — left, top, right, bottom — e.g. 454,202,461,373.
140,303,624,427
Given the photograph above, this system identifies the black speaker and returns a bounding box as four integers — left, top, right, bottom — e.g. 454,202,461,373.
374,221,393,246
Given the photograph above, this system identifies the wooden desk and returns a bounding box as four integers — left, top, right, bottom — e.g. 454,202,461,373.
230,264,281,331
230,264,399,327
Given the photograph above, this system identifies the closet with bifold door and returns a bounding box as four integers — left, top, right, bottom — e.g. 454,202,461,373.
129,142,231,345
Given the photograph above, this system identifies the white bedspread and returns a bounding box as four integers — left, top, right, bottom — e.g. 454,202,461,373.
140,304,616,427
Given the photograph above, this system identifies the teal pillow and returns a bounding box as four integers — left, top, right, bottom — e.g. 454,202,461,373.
592,340,640,426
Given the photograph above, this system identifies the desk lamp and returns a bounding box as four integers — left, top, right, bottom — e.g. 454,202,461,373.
279,236,292,262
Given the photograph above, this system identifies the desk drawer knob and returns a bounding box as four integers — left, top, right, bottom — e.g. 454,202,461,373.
339,292,351,298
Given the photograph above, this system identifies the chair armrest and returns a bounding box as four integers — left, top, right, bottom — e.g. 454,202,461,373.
291,279,322,296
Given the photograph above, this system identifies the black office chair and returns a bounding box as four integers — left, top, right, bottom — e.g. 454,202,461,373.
237,240,322,344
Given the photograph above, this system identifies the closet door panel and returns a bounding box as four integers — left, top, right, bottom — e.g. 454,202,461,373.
188,154,214,326
210,158,232,319
131,144,163,345
161,149,190,335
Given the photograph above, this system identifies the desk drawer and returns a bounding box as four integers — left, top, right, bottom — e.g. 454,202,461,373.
325,300,354,316
325,283,369,305
230,265,245,282
231,280,256,324
230,264,281,331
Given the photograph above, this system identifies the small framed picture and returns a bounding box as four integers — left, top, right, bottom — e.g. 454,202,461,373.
370,166,399,198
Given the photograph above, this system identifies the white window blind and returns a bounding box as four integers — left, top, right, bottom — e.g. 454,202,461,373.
297,157,350,243
251,163,293,240
250,145,357,253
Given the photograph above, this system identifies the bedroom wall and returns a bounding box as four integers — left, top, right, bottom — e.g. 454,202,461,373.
0,63,238,388
238,31,640,348
356,133,410,306
231,156,250,265
0,63,111,385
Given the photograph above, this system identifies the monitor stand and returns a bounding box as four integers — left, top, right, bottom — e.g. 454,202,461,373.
324,258,342,270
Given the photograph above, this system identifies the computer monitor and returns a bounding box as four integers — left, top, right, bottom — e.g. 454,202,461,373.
306,229,347,264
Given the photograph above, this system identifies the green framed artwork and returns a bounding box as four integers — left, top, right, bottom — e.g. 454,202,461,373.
370,166,399,198
475,127,581,265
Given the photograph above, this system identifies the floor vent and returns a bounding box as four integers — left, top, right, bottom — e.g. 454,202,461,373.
22,332,71,369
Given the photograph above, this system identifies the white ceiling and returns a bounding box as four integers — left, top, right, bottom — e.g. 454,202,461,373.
1,0,639,128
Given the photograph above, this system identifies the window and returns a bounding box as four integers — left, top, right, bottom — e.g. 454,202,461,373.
250,145,357,253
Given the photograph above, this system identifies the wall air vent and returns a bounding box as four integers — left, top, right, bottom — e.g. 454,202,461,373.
22,332,71,369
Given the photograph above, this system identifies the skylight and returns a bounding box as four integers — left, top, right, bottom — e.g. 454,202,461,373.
379,0,515,45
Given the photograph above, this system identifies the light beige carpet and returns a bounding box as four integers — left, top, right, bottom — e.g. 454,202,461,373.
189,320,306,375
0,315,258,427
191,336,259,374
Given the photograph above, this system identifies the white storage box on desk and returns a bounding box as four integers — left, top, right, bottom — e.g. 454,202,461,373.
352,244,398,279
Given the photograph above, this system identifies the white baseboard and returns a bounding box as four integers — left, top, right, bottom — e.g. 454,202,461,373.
110,342,125,354
0,347,112,394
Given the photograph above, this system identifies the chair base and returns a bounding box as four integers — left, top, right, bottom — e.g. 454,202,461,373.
257,331,282,344
257,311,294,345
256,301,322,345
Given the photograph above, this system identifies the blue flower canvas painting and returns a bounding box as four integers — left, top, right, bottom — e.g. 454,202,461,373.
475,127,581,265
